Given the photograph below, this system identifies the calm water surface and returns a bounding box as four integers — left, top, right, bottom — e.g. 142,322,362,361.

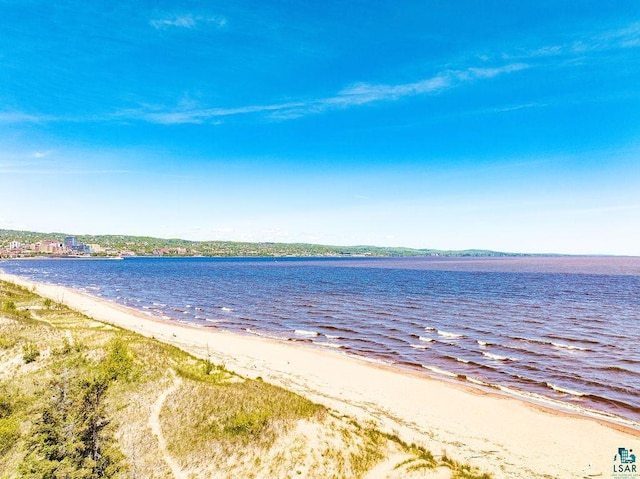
2,256,639,426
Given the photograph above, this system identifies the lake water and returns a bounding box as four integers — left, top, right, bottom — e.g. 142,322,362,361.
2,256,639,426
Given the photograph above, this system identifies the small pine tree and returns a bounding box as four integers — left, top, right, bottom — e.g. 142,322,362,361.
19,369,125,478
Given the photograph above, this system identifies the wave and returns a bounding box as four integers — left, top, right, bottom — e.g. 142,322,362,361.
597,365,640,376
421,365,458,378
477,340,490,347
515,336,590,352
546,383,586,397
295,329,319,337
583,394,640,416
551,342,590,352
418,336,434,343
410,343,429,350
437,330,463,339
621,358,640,365
546,333,600,345
346,354,394,366
220,307,233,312
322,325,359,335
466,377,492,388
245,328,289,341
482,352,516,361
325,334,342,340
313,341,343,349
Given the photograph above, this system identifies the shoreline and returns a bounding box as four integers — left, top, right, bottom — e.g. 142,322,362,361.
1,271,638,478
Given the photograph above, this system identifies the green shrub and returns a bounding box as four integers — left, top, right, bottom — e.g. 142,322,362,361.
0,336,16,349
0,389,14,419
223,408,271,438
2,301,16,312
101,338,133,381
19,371,125,478
22,343,40,363
0,417,19,455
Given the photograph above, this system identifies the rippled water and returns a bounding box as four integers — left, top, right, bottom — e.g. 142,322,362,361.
2,256,639,426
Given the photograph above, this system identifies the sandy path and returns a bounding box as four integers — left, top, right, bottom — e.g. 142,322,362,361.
148,372,184,479
2,273,638,479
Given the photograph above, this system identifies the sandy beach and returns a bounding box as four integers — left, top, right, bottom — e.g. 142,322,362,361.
2,272,637,479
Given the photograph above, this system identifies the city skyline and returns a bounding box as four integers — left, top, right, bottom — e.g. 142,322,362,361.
1,1,639,255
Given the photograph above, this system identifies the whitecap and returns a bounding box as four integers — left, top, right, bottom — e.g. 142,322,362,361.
546,383,586,397
295,329,319,337
421,365,457,378
551,342,589,352
483,352,513,361
437,330,463,339
418,336,434,342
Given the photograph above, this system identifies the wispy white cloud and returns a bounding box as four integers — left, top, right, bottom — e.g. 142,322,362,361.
480,102,546,114
0,62,529,126
126,62,528,124
119,101,306,125
0,112,56,123
150,14,227,30
502,22,640,60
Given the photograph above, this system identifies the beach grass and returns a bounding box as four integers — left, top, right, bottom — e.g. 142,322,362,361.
0,279,492,478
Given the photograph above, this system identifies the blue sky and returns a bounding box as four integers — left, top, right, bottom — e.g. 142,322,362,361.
1,1,639,254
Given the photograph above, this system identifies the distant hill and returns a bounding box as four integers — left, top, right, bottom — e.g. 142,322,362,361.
0,228,524,257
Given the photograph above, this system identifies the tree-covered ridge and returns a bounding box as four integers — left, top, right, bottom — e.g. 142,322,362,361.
0,229,523,257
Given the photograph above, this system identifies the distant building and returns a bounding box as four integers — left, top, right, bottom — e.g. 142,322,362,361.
64,236,78,249
9,241,21,250
87,244,104,253
37,240,64,254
